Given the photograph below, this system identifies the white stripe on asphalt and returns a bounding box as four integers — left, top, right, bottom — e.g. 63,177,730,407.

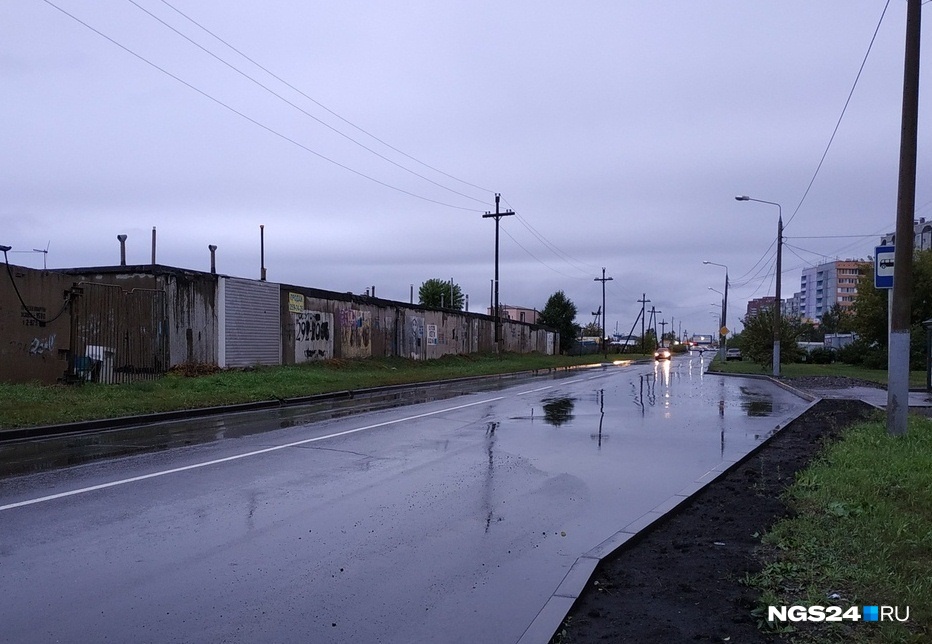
0,396,504,512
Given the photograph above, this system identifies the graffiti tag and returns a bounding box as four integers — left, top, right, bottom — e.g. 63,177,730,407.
27,334,56,355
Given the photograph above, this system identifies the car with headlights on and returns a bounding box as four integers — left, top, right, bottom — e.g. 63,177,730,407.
653,346,672,360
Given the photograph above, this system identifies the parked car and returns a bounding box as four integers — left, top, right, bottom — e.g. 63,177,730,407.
725,348,742,361
654,346,672,360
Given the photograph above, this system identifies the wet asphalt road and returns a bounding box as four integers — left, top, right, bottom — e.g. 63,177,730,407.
0,354,810,643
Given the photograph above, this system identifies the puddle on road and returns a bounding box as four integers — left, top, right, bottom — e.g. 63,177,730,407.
738,386,776,417
0,371,586,478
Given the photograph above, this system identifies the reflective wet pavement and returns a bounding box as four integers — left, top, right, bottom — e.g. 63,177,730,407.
0,354,812,644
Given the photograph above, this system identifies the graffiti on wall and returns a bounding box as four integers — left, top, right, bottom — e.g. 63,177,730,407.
294,311,333,362
407,316,424,359
9,334,57,357
339,309,371,356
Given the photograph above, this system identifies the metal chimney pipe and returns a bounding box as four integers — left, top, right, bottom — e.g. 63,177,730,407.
117,234,127,266
151,227,157,265
260,225,267,281
209,244,217,274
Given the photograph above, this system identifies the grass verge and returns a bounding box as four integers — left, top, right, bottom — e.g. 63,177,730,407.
0,352,631,430
709,358,926,388
748,413,932,643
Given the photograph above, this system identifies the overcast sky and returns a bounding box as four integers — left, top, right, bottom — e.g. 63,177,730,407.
3,1,929,339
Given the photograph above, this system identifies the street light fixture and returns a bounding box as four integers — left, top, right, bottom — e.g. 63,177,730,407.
736,196,783,376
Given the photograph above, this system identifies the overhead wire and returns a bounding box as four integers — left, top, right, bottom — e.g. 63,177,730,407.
41,0,485,213
731,1,891,304
125,0,491,206
157,0,496,197
498,195,601,279
498,225,589,280
784,0,891,230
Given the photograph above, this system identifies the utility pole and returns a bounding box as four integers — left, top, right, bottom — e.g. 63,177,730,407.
638,294,650,353
659,319,668,347
594,268,613,357
889,0,921,436
650,307,662,347
483,194,515,350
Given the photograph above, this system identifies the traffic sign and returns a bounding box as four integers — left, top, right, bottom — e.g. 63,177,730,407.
875,245,894,289
720,326,729,336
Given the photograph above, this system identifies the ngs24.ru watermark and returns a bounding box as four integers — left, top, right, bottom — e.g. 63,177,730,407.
769,605,910,623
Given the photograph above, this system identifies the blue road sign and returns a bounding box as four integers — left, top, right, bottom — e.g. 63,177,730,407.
875,245,894,289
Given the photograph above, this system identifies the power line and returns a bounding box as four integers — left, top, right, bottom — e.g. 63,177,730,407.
784,0,891,230
500,195,600,277
126,0,490,206
41,0,485,213
158,0,496,197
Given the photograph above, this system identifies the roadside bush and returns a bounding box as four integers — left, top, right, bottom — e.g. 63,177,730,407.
836,338,878,367
862,347,888,370
806,347,835,364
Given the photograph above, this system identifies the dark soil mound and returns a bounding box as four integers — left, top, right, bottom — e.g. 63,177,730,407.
555,398,874,643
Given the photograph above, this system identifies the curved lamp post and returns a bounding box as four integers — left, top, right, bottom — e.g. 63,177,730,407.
736,196,782,376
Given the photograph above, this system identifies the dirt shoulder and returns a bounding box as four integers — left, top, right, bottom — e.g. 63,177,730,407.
553,394,875,643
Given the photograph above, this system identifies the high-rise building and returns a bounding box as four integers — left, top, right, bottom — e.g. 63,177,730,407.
746,296,776,320
880,217,932,250
799,259,868,322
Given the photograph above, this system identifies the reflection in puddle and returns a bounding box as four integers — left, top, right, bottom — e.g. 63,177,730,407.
541,397,575,426
739,386,775,417
742,400,775,416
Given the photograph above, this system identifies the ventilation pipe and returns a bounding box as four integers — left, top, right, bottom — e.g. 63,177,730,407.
209,245,217,274
117,234,127,266
260,225,267,281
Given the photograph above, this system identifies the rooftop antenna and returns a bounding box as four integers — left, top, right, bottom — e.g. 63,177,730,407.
33,241,50,269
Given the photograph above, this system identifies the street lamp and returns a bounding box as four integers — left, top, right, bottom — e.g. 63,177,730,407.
736,195,783,376
704,260,729,361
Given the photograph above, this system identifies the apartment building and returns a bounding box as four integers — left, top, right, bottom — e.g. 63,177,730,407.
880,217,932,250
745,296,776,320
799,259,867,322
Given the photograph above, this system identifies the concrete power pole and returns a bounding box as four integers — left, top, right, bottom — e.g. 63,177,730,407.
888,0,921,436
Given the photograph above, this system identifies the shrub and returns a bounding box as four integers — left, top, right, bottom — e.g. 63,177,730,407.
806,347,835,364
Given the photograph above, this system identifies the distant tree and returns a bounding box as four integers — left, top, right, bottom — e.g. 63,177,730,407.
580,322,602,338
727,329,744,349
850,263,887,347
418,278,464,310
850,250,932,369
820,303,854,336
797,318,822,343
642,328,658,353
538,291,578,354
741,307,803,368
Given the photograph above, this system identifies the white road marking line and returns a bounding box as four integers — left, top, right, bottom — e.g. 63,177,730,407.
516,385,553,396
0,396,504,512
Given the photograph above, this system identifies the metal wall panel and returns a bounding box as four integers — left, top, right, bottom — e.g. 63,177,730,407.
69,282,169,383
219,277,281,368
